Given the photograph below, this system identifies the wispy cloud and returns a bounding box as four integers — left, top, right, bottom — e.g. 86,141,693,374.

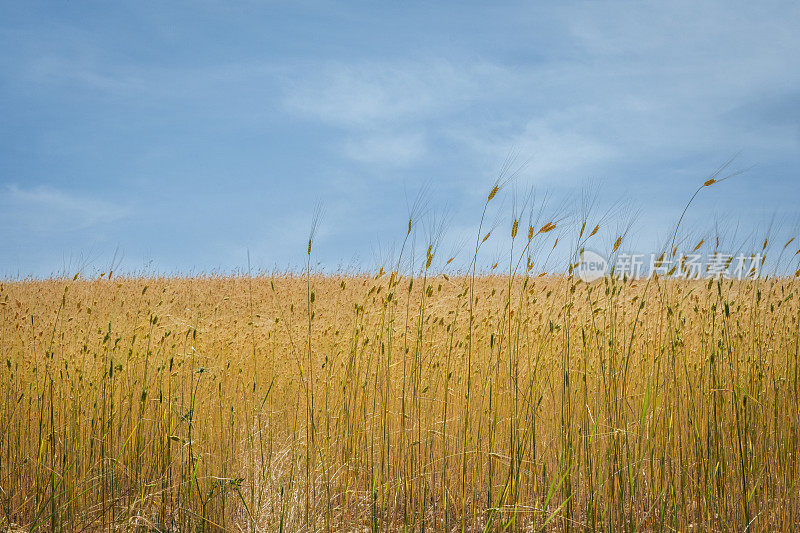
341,131,427,167
450,112,619,184
281,60,516,165
1,185,130,234
278,1,800,183
282,60,495,128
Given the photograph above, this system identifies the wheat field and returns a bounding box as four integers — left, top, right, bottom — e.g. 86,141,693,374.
2,186,800,531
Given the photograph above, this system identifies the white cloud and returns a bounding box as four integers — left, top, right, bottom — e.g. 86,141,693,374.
281,60,520,167
444,1,800,185
281,60,509,128
341,131,427,167
449,107,620,185
280,2,800,185
2,185,130,233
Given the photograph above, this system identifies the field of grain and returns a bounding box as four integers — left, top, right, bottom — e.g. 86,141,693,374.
2,259,799,531
0,181,798,532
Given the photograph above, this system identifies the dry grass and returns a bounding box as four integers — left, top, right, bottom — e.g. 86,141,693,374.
1,169,798,531
1,268,799,531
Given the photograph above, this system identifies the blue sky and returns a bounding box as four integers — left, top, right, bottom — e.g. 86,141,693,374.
1,1,799,277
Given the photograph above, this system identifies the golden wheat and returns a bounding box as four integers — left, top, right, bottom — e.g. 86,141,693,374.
0,266,798,531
